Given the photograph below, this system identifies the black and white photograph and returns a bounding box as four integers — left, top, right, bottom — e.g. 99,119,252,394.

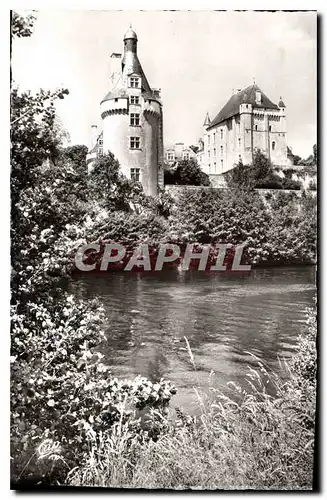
9,8,318,491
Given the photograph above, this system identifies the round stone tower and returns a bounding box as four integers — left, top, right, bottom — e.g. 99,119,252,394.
99,27,164,196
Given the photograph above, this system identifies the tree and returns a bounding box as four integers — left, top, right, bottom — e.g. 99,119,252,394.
226,150,277,190
88,152,149,212
164,158,210,186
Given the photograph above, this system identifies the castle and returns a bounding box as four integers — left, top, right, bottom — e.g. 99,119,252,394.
88,31,293,192
87,27,164,196
197,84,292,182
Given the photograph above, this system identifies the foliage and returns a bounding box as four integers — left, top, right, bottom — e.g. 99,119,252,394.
164,158,210,186
88,153,150,212
11,11,36,38
226,151,272,190
11,296,176,484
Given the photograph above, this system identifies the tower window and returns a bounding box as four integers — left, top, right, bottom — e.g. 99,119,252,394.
129,77,140,88
130,96,140,105
130,113,140,126
214,161,216,172
220,145,223,156
255,125,258,131
208,135,211,146
130,168,140,182
213,148,216,156
213,133,216,144
272,141,276,151
220,129,223,140
221,159,223,169
238,138,241,148
130,137,140,149
269,125,272,132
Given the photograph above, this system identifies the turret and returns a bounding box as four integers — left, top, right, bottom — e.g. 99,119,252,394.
203,111,211,130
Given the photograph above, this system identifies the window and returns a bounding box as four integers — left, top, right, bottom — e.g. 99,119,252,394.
115,98,118,102
255,125,258,131
220,145,223,156
130,113,140,126
131,168,140,182
213,148,216,156
221,159,223,169
183,152,190,160
272,141,276,151
167,152,175,161
130,96,140,105
98,138,103,146
130,137,140,149
239,155,242,162
255,91,262,104
214,161,216,172
269,125,272,132
208,135,211,146
220,129,223,140
213,133,216,144
129,77,140,88
208,151,210,158
238,138,241,148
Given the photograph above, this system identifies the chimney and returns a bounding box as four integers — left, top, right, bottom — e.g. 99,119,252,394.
110,53,122,89
91,125,98,149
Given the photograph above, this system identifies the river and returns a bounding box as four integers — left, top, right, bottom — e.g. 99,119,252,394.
69,266,316,413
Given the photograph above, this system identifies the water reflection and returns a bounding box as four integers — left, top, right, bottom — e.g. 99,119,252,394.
69,267,316,413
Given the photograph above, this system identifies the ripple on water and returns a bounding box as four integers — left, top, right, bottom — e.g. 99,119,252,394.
69,266,316,413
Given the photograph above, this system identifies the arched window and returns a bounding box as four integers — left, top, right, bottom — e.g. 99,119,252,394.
272,141,276,151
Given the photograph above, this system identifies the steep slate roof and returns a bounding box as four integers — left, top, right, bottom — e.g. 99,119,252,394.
207,84,279,130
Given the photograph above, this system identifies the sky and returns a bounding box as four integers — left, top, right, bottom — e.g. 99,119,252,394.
12,10,317,158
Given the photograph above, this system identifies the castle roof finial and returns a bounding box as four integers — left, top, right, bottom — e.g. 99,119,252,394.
124,25,138,41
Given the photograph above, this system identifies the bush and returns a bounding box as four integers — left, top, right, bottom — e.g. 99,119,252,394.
164,158,210,186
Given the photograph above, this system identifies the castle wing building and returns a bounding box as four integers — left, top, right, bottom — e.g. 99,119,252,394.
198,84,290,179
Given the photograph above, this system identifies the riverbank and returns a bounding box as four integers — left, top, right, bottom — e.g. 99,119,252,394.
67,305,316,490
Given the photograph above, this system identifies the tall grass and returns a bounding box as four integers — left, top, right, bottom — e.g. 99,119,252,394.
68,306,316,490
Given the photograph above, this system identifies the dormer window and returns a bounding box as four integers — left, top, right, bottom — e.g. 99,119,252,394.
255,91,262,104
129,77,140,88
